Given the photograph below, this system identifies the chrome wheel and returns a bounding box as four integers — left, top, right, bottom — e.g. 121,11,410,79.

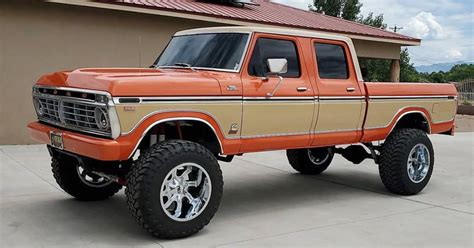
407,144,430,183
76,165,113,188
307,148,331,165
160,163,212,222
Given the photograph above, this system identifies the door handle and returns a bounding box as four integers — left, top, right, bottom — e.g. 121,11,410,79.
297,87,308,92
346,87,356,92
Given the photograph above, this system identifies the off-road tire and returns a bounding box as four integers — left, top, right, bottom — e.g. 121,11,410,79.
126,140,223,239
287,147,334,175
51,156,122,201
379,128,434,195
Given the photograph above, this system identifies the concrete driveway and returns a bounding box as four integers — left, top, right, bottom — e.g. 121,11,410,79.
1,133,472,247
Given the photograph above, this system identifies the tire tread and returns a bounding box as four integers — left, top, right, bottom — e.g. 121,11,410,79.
126,140,223,239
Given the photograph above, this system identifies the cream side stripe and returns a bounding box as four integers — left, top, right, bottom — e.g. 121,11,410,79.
366,99,457,126
120,109,236,137
365,101,456,131
364,110,431,132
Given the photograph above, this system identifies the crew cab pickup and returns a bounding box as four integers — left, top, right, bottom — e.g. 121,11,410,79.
28,26,457,239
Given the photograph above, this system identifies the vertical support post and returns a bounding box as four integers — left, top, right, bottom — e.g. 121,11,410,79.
390,59,400,82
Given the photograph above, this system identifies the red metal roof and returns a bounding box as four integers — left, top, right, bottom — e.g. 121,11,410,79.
96,0,420,43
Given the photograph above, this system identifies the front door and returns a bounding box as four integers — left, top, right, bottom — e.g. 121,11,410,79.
240,34,315,152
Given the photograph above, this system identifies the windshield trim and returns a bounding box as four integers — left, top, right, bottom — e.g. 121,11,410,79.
154,32,253,73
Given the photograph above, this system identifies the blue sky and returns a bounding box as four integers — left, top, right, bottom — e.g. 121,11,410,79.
274,0,473,66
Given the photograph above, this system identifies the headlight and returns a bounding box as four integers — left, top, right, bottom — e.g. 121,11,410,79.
95,94,108,104
33,98,44,117
94,107,110,130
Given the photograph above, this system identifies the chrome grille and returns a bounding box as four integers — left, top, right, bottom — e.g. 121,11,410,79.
62,101,102,129
38,98,61,122
33,94,112,137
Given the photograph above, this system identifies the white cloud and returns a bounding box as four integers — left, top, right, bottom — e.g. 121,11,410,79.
274,0,473,65
404,12,445,39
446,49,463,59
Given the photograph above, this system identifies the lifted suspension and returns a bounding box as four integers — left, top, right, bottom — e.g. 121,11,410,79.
334,143,381,164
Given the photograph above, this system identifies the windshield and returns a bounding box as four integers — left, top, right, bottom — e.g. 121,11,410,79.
155,33,249,71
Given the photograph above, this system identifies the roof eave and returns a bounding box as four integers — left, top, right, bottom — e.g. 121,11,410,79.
44,0,421,46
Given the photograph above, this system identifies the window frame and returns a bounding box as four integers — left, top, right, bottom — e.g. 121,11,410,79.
313,41,352,80
153,32,252,73
247,36,302,78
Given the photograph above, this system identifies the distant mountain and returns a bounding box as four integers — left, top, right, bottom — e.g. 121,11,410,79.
416,61,474,73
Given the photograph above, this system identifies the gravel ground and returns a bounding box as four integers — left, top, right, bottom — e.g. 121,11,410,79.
456,114,474,132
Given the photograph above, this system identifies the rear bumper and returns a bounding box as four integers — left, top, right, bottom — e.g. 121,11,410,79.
28,122,132,161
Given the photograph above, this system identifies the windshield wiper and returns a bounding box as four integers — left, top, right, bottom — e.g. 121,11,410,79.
157,63,196,71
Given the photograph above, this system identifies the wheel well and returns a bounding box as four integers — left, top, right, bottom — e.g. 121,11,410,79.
392,112,431,134
137,120,222,156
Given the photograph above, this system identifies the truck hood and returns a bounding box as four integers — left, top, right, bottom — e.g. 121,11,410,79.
36,68,223,96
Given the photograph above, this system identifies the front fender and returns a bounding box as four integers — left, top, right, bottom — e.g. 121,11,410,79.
117,111,241,159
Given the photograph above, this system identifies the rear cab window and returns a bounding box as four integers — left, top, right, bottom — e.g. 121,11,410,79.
314,43,349,79
248,38,300,78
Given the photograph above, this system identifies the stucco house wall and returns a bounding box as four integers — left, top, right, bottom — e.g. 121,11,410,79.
0,1,220,144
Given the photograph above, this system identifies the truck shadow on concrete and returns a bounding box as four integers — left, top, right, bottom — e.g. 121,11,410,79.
4,169,396,244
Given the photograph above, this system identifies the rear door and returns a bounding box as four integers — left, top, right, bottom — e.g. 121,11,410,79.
310,39,365,146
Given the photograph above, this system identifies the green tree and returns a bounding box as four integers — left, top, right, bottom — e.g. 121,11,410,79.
342,0,362,21
446,64,474,82
358,12,387,29
399,48,421,82
309,0,361,21
418,64,474,83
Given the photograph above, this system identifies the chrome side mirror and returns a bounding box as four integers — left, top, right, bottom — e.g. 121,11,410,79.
266,58,288,75
265,58,288,97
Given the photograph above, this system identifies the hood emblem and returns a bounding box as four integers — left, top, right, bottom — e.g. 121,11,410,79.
124,106,136,112
229,123,239,134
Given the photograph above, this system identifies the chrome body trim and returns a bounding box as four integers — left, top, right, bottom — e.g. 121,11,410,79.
239,132,309,139
312,128,362,134
243,96,315,101
33,85,113,96
112,95,389,104
237,128,363,139
369,95,456,100
114,96,325,104
319,96,365,101
113,96,243,104
128,117,224,159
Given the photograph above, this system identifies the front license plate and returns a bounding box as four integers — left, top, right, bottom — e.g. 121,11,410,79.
50,132,64,150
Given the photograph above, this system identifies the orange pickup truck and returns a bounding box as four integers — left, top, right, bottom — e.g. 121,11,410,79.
28,27,457,238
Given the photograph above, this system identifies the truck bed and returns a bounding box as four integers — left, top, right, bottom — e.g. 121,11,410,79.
361,82,458,141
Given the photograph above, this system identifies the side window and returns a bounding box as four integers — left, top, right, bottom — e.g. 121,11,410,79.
248,38,300,78
315,43,349,79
